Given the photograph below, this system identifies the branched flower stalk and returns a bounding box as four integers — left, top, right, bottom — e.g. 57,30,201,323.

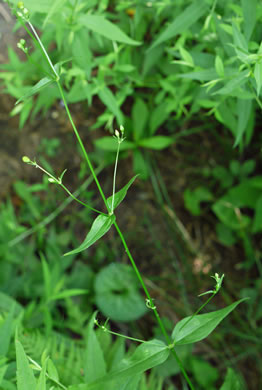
14,2,196,388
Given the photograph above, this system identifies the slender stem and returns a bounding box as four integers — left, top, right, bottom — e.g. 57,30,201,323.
178,293,216,334
114,221,195,390
111,139,120,213
60,183,107,216
7,164,104,247
28,21,59,79
33,161,104,215
21,18,194,388
56,82,110,213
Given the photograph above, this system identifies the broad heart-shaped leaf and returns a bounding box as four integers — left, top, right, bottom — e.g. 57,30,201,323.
172,298,248,345
95,263,148,322
149,0,208,50
16,338,37,390
15,76,54,105
107,175,138,212
79,14,141,46
64,214,115,256
69,340,169,390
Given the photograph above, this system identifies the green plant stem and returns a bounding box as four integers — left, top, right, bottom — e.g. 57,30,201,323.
7,164,104,247
33,160,103,215
179,293,216,334
28,21,59,79
56,82,110,213
114,221,195,390
111,139,120,213
24,21,194,389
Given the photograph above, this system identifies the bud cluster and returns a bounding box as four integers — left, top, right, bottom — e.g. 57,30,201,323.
17,39,28,54
17,1,30,21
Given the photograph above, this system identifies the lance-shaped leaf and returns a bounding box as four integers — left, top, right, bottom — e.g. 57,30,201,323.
69,339,169,390
149,0,208,50
79,15,141,46
107,175,138,212
64,214,115,256
16,338,37,390
15,76,54,105
172,298,248,345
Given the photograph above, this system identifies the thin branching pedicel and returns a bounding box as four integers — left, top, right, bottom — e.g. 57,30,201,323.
110,125,125,214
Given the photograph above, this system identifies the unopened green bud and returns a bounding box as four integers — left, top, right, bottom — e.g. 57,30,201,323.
22,156,31,163
48,178,56,183
17,1,24,9
115,129,120,138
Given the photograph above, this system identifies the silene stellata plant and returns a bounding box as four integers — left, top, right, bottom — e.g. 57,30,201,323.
5,1,248,389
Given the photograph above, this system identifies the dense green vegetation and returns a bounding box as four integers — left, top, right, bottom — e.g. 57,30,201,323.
0,0,262,389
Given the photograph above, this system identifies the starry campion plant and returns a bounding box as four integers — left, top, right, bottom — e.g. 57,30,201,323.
4,2,247,389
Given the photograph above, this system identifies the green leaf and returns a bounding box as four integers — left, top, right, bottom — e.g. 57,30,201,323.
132,98,149,141
84,313,106,383
232,22,248,62
16,339,37,390
212,200,250,230
64,214,116,256
220,367,242,390
234,98,252,147
97,86,124,125
69,340,169,390
0,304,15,356
43,0,66,27
36,357,48,390
133,149,149,180
79,15,141,46
254,61,262,96
95,263,148,322
172,298,248,345
149,0,208,50
252,195,262,233
15,76,54,105
94,137,135,152
215,55,224,78
184,187,213,216
191,358,218,388
149,102,169,135
47,358,59,382
138,136,174,150
213,70,249,95
107,175,138,212
241,0,257,41
49,289,89,301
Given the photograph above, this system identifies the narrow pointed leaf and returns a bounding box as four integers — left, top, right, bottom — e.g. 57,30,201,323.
69,340,169,390
94,137,135,152
0,304,15,356
64,214,115,256
15,77,54,105
84,312,106,383
49,289,89,301
149,1,208,50
107,175,138,211
172,298,248,345
138,136,174,150
97,86,124,125
79,15,141,46
36,357,48,390
16,339,37,390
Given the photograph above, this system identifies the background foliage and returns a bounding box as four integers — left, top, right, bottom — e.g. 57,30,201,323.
0,0,262,388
